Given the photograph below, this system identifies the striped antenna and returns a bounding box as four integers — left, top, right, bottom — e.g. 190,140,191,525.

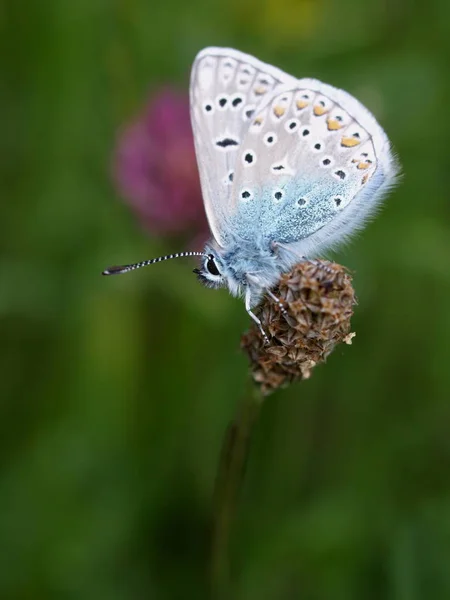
102,251,209,276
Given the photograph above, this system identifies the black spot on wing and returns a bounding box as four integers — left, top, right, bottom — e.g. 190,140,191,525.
216,138,239,148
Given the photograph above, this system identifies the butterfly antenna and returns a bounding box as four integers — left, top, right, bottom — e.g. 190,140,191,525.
102,251,208,276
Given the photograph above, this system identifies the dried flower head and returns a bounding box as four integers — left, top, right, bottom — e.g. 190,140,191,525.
113,88,208,238
241,260,356,395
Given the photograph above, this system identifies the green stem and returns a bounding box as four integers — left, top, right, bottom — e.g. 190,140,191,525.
211,382,263,599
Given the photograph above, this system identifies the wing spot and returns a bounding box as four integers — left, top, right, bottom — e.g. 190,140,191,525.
351,153,373,171
218,97,227,107
286,119,299,133
264,132,277,146
313,142,322,151
243,151,255,166
232,96,243,107
352,155,373,170
327,117,343,130
273,105,286,118
334,169,346,180
273,190,284,202
313,101,328,116
341,136,361,147
302,128,310,137
216,138,239,149
333,196,343,208
228,171,234,182
240,189,253,202
322,157,332,167
254,86,267,96
204,103,213,113
245,108,255,119
296,198,308,208
271,163,285,173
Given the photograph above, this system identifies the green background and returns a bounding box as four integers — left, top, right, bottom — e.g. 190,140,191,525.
2,1,450,598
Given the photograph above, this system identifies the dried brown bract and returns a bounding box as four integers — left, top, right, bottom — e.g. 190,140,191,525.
241,260,357,395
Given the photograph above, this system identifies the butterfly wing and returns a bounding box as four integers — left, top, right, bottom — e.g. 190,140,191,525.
230,78,399,257
190,47,297,246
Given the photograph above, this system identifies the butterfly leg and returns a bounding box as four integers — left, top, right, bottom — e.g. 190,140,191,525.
266,290,288,317
245,290,270,345
247,309,270,345
308,259,335,279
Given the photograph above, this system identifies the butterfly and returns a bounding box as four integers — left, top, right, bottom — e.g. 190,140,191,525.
103,47,399,339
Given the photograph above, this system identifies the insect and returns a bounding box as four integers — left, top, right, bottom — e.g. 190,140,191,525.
103,47,399,340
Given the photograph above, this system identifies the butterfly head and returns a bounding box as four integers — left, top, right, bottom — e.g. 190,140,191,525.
193,250,226,289
193,238,284,306
194,242,255,299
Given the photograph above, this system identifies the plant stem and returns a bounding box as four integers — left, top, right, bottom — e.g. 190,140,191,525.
211,382,263,599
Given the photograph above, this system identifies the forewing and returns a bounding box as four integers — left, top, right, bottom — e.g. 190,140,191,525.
190,47,297,246
230,79,399,256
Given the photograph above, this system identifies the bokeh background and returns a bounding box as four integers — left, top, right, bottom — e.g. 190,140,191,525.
2,1,450,598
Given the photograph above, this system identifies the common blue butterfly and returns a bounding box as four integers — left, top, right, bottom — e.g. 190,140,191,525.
104,48,399,338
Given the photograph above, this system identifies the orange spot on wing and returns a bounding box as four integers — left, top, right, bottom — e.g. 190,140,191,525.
362,173,369,185
357,161,371,170
341,136,361,147
296,99,309,109
327,118,343,130
273,105,285,117
253,116,263,125
254,86,267,96
313,104,328,116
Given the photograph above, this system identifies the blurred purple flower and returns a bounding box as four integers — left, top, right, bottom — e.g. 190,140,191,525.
114,88,208,239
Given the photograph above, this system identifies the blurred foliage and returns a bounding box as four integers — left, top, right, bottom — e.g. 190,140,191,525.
1,0,450,598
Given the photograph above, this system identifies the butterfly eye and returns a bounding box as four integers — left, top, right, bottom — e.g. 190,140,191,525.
206,256,220,276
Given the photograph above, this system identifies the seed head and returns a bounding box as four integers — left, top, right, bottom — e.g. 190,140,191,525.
241,260,357,395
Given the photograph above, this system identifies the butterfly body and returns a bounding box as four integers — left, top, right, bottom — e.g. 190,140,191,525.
200,234,291,307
